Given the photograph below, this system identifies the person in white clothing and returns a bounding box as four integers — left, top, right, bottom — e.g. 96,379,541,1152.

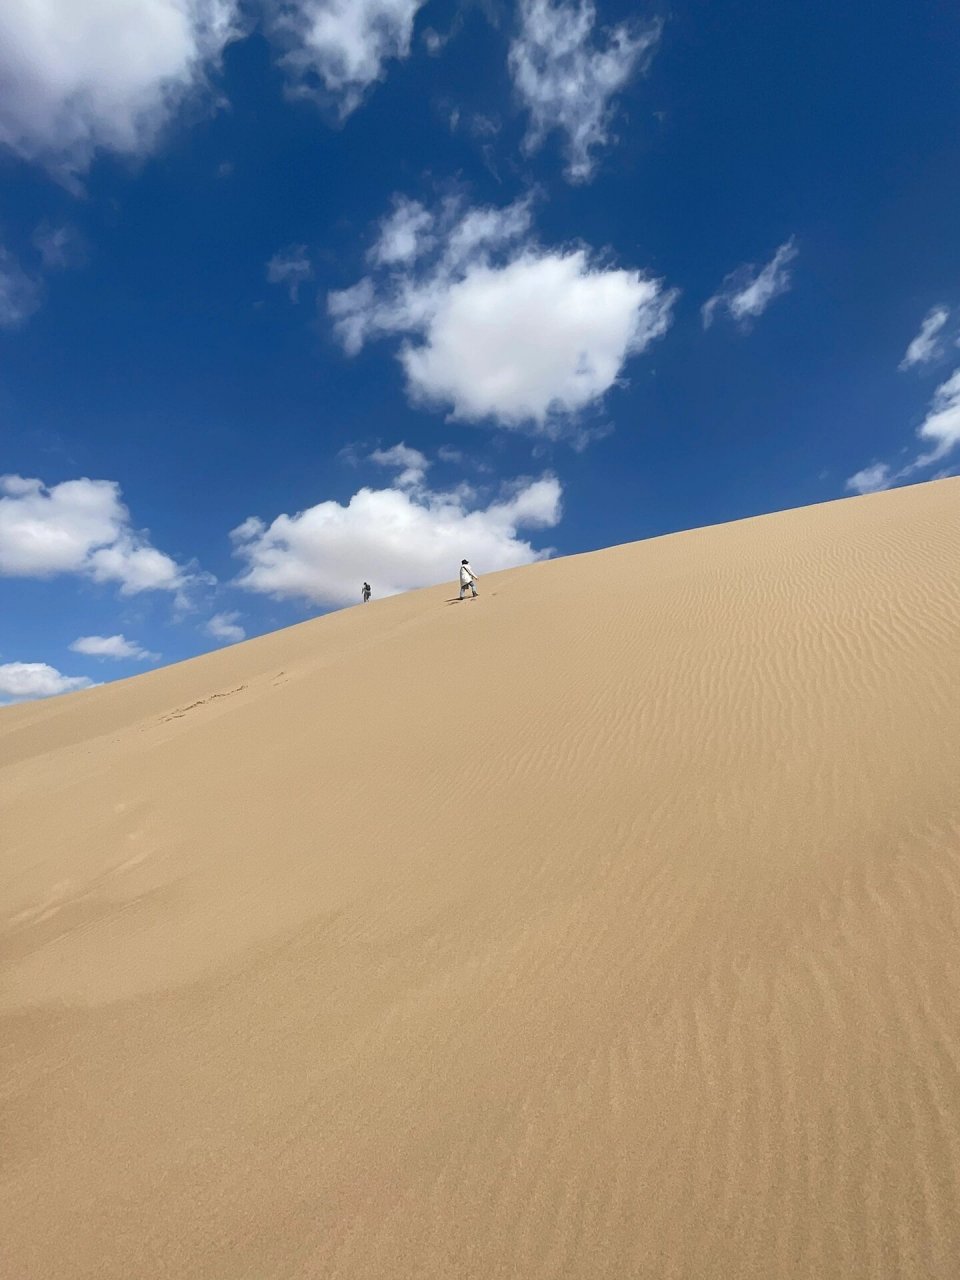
459,559,478,599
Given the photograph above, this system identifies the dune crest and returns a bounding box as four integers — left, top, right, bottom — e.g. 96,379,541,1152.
3,478,960,1278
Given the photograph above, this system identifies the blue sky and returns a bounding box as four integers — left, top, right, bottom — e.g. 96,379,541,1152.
2,0,959,701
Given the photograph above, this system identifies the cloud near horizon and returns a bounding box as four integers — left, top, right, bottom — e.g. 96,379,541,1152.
915,367,960,465
205,611,246,643
845,462,892,495
329,194,676,433
846,365,960,493
69,634,158,661
0,660,94,702
230,446,562,606
0,475,202,597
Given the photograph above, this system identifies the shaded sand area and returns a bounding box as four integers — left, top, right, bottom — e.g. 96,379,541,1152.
3,478,960,1278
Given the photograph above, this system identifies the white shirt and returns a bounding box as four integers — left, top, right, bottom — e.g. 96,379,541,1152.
460,563,476,585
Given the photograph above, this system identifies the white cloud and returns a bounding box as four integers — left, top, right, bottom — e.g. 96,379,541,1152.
702,238,799,330
399,254,671,427
369,197,434,266
329,194,676,432
509,0,661,183
899,305,950,371
205,611,246,643
231,455,562,607
0,475,198,596
846,462,892,495
268,0,427,117
69,634,158,661
915,367,960,465
368,442,429,487
0,0,241,175
0,661,93,702
0,244,41,328
328,278,378,355
266,244,313,301
844,365,960,494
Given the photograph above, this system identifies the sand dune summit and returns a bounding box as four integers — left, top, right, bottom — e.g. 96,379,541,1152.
3,477,960,1278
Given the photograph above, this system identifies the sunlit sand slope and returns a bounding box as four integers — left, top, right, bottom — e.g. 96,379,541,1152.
2,477,960,1278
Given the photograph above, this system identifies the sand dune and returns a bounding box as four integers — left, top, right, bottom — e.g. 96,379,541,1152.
3,477,960,1278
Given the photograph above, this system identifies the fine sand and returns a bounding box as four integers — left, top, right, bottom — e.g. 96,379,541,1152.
2,477,960,1279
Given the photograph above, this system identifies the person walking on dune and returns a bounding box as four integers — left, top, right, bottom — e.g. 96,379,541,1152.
362,582,371,603
459,559,478,600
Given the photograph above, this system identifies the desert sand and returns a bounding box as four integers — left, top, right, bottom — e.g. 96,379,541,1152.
2,477,960,1278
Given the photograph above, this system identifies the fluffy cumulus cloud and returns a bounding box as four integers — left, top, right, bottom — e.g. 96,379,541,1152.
69,634,158,661
846,366,960,494
329,195,676,432
267,0,427,117
899,305,950,371
509,0,661,183
266,244,313,301
230,447,562,606
205,610,246,643
0,661,93,702
702,238,799,330
0,0,241,174
0,475,199,596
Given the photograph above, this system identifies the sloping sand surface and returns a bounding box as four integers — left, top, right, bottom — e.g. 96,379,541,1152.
3,477,960,1278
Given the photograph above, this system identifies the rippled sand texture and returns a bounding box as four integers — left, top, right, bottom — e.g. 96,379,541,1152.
3,477,960,1279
